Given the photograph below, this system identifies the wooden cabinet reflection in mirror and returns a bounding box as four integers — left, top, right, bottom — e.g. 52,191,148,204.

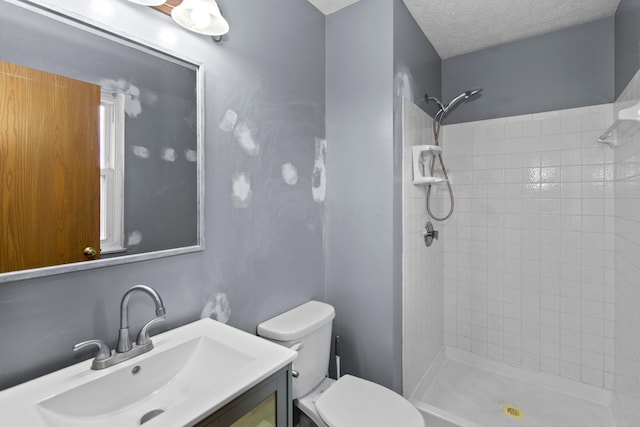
0,60,100,273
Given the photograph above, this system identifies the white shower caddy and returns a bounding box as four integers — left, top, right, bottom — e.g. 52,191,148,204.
412,145,448,185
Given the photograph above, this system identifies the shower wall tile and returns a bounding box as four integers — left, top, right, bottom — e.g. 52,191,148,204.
402,99,444,396
612,68,640,427
441,104,614,389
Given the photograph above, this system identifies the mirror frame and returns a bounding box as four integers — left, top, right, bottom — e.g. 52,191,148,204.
0,0,205,283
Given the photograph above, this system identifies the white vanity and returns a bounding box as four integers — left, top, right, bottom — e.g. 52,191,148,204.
0,319,297,426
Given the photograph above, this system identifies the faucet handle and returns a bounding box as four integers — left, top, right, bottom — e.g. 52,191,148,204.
73,339,112,361
136,316,165,346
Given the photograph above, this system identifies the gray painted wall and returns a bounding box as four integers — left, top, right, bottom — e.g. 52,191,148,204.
442,17,615,124
0,0,326,391
393,0,442,118
325,0,401,392
615,0,640,97
323,0,442,394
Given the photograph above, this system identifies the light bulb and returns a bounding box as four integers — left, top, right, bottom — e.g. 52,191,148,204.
171,0,229,36
190,9,211,29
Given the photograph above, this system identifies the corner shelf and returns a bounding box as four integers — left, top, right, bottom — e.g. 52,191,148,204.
414,176,447,185
412,145,448,185
598,101,640,147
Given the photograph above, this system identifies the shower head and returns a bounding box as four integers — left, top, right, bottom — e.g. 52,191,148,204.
442,88,483,115
424,88,483,123
465,88,483,97
424,88,483,124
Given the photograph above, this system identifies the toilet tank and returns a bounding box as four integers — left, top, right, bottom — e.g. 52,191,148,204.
257,301,335,399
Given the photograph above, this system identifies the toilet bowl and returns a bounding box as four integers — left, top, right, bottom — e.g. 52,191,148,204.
257,301,425,427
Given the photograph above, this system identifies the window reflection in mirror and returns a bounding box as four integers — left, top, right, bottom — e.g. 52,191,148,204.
100,91,126,254
0,0,202,280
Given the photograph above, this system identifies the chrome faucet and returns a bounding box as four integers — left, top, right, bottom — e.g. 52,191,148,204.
116,285,166,353
73,284,166,370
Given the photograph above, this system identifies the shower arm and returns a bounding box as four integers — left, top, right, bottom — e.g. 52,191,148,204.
425,95,455,125
425,95,446,123
425,95,445,111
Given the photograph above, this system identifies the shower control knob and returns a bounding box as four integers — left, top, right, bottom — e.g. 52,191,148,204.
423,222,438,247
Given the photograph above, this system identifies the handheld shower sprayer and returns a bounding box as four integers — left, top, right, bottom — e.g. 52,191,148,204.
425,88,483,124
421,87,483,221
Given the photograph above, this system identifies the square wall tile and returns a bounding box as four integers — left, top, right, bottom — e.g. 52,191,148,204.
439,104,613,388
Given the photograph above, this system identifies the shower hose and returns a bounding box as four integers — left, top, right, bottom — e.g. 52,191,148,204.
426,118,454,221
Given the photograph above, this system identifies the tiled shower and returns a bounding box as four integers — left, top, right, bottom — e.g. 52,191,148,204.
442,104,615,387
402,70,640,426
612,70,640,424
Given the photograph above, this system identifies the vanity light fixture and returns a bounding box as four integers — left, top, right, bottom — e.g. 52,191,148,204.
126,0,166,6
171,0,229,41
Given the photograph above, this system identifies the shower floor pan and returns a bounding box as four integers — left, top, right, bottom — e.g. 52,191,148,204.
411,348,618,427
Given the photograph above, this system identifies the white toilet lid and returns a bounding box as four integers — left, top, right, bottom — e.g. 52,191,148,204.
315,375,425,427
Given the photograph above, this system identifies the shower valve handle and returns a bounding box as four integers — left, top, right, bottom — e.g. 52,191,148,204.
423,222,438,247
422,226,438,240
423,228,439,240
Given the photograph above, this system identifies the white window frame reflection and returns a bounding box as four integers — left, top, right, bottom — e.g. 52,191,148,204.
100,90,125,254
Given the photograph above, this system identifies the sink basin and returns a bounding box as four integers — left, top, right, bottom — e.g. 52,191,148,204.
0,319,296,426
39,336,255,422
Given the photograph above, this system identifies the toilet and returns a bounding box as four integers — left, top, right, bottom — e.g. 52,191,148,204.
257,301,425,427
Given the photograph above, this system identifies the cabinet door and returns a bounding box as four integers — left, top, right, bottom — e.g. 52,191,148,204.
194,365,292,427
229,393,276,427
217,377,281,427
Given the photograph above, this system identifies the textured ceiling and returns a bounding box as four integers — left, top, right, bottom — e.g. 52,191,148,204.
402,0,621,58
306,0,360,15
306,0,620,59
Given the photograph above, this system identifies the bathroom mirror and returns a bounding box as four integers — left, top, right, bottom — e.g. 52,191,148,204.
0,0,204,282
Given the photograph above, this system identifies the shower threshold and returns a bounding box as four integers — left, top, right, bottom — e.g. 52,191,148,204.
410,348,619,427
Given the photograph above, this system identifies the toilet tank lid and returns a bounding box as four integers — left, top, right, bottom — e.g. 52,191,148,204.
257,301,335,341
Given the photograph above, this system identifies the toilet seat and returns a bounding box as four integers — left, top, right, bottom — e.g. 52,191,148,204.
314,375,425,427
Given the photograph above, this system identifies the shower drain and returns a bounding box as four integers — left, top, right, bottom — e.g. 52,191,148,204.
503,405,524,419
